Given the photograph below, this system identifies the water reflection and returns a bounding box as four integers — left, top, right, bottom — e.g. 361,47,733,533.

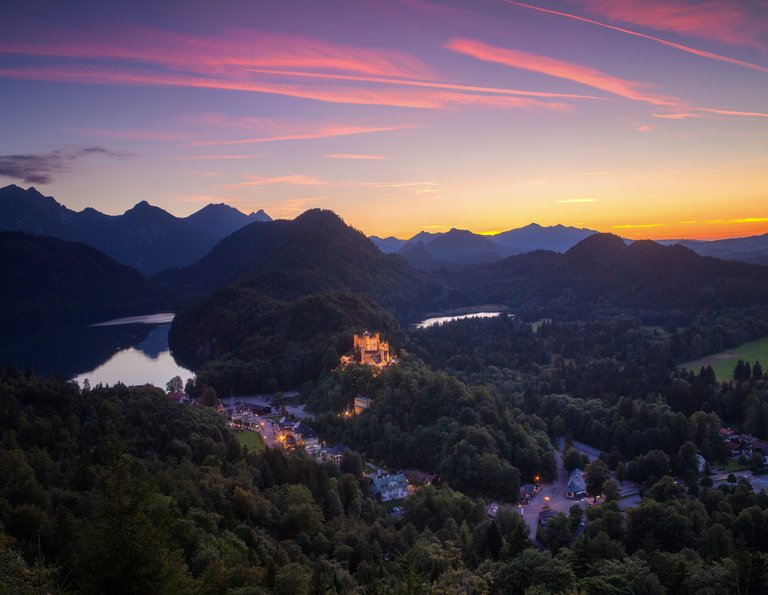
74,324,192,388
0,314,191,387
414,311,502,329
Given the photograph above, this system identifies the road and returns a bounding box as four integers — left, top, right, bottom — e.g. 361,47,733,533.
519,441,643,533
520,444,587,537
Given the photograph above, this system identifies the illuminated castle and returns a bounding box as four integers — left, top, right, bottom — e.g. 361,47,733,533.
340,331,393,368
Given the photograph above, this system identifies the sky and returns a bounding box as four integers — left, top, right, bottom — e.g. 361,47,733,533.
0,0,766,240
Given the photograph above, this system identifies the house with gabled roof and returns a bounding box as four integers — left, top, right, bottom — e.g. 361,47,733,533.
371,473,408,502
565,468,586,499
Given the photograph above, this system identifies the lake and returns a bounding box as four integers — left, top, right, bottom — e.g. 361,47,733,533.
414,311,504,329
0,313,192,388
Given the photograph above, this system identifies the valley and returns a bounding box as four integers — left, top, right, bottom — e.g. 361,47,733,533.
2,195,768,593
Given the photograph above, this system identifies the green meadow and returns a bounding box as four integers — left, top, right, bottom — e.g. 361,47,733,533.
235,430,265,453
683,336,768,381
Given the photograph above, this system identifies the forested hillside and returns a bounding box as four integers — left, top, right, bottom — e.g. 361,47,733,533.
3,369,768,594
169,290,405,394
155,209,445,321
0,232,160,331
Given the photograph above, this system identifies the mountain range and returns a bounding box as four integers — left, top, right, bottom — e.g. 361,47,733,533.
0,185,271,274
4,184,767,273
3,202,768,334
659,234,768,266
372,223,768,269
452,233,768,318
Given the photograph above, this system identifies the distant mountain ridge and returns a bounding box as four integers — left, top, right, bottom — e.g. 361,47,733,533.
451,232,768,317
183,203,271,237
371,223,598,269
372,223,768,268
659,233,768,266
0,185,272,274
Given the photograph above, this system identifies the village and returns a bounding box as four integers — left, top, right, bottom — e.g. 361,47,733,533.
221,331,419,506
170,329,768,539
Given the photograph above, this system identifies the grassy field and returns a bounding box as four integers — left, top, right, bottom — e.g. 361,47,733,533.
235,431,265,453
682,336,768,381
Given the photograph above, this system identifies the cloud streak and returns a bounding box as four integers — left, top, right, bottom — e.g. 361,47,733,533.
0,146,126,184
324,154,387,160
445,38,678,106
614,217,768,230
230,174,327,188
244,67,603,101
0,26,434,79
506,1,768,74
696,107,768,119
0,25,584,112
189,123,417,147
575,0,768,51
0,64,572,111
228,174,440,194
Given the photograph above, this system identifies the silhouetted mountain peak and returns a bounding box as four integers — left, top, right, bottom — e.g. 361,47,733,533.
444,228,474,238
1,184,57,205
626,239,665,253
294,208,345,227
198,202,235,214
127,200,153,211
248,209,272,222
566,233,627,260
123,200,175,222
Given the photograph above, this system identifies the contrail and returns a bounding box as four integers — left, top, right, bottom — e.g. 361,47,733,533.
505,1,768,74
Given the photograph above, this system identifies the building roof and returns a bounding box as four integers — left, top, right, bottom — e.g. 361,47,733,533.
325,444,347,456
538,509,557,526
371,473,408,494
566,469,586,494
295,422,317,439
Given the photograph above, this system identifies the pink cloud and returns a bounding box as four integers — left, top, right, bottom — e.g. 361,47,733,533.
246,67,602,100
506,2,768,74
0,26,433,79
652,113,701,120
575,0,768,51
445,38,678,106
0,64,572,111
189,123,417,147
653,107,768,120
0,23,590,112
696,107,768,119
323,154,388,160
230,174,328,188
179,154,265,160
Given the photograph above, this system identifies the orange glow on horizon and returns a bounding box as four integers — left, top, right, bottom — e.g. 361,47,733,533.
366,217,768,243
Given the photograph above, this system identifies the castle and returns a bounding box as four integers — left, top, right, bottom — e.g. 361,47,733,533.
340,331,393,368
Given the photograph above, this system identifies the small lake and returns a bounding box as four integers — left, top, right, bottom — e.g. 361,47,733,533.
0,313,192,388
415,311,504,329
